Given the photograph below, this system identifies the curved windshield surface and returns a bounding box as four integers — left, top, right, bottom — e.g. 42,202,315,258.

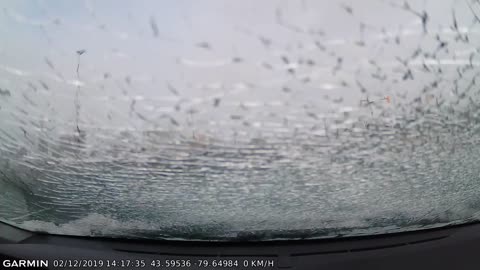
1,0,480,241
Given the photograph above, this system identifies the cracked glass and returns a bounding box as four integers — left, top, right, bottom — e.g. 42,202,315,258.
1,0,480,241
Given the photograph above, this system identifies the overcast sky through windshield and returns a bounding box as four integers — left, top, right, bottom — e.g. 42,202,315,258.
1,0,480,241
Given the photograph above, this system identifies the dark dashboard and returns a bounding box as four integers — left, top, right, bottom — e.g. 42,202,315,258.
1,220,479,270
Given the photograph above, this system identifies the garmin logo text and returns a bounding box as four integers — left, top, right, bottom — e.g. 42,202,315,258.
2,260,48,268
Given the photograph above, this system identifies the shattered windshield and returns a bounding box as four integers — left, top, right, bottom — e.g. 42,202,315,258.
1,0,480,241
